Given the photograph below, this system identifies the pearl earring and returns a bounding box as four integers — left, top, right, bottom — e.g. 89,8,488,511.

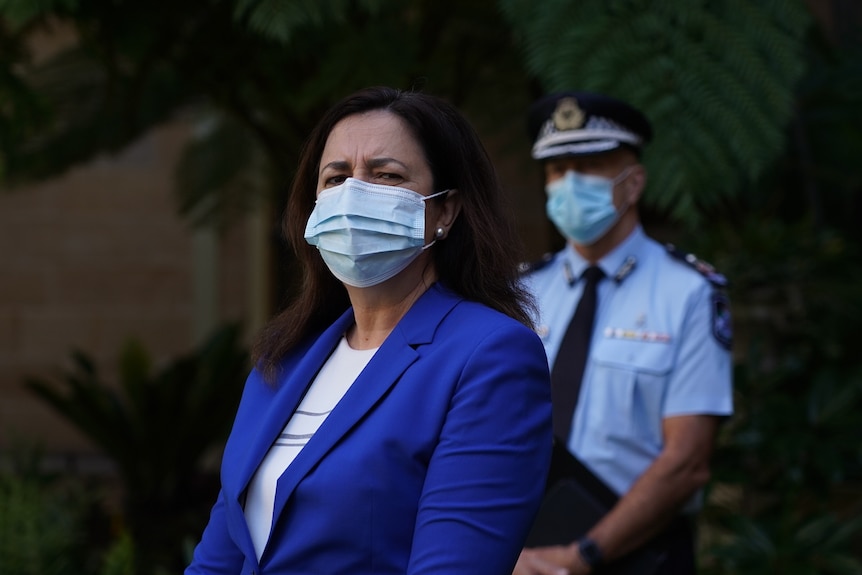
435,227,445,240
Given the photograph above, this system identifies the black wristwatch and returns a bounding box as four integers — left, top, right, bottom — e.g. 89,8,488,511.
577,537,604,569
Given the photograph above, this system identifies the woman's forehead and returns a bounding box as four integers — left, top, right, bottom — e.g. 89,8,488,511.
321,111,421,162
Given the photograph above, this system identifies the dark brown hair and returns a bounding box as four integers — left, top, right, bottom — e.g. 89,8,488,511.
253,87,535,381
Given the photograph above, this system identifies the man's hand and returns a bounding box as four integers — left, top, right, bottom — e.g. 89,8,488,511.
512,544,591,575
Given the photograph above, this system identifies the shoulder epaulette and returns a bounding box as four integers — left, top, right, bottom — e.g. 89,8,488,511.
519,252,555,275
665,244,728,288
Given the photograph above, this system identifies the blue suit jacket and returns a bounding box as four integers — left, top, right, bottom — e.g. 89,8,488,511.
186,284,553,575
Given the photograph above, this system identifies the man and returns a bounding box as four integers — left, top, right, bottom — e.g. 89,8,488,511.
515,91,733,575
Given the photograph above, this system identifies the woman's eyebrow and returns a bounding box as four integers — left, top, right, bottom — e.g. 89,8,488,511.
320,157,408,173
367,157,408,170
320,160,350,172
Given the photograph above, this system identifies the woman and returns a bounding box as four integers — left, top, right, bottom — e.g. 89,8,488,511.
186,87,552,575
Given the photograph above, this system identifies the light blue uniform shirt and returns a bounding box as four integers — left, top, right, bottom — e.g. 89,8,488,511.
524,226,733,504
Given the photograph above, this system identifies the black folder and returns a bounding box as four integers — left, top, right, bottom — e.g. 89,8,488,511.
525,441,664,575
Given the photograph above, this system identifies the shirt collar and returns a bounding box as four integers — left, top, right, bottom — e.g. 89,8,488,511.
562,225,647,284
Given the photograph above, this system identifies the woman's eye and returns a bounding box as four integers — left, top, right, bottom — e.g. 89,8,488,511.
324,175,347,186
377,172,403,182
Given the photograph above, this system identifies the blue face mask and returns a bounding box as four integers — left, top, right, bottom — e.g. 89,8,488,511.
304,177,448,288
545,167,632,245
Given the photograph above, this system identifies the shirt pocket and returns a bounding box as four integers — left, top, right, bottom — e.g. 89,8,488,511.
590,338,675,444
592,335,674,374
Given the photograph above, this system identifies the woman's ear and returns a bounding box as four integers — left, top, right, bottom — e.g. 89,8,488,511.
435,189,462,237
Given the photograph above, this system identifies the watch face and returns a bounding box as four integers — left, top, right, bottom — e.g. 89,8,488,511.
578,538,603,567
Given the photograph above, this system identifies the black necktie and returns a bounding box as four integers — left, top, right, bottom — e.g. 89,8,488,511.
551,265,605,441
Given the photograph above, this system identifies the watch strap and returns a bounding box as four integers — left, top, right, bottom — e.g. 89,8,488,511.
578,536,604,568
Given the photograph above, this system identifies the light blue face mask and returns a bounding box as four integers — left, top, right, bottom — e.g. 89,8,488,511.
304,177,448,288
545,167,632,245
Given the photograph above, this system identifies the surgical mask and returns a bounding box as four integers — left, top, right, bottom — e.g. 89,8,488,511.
545,167,633,245
304,177,448,288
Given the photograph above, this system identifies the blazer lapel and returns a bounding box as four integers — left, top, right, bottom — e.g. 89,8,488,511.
235,311,356,499
269,283,462,524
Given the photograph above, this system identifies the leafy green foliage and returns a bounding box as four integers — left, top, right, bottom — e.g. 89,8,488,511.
708,219,862,476
233,0,387,44
24,323,249,573
690,213,862,573
671,21,862,570
786,39,862,238
0,0,249,189
0,445,138,575
0,0,532,232
499,0,811,224
0,11,50,182
704,512,862,575
0,0,77,25
98,533,135,575
0,440,117,575
0,474,81,575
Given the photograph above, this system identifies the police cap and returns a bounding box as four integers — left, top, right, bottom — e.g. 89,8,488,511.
527,91,653,160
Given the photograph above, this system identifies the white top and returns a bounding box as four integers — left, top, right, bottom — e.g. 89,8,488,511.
243,335,378,560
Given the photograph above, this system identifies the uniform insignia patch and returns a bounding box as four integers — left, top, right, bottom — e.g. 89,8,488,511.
665,244,728,288
665,244,732,348
552,97,585,131
712,291,733,350
612,256,637,283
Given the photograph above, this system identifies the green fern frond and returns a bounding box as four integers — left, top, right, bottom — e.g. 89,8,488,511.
501,0,812,224
234,0,388,44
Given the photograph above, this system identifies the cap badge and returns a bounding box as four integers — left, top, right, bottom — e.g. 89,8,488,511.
552,97,585,131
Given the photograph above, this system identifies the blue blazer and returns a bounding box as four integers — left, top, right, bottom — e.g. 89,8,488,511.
186,284,553,575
